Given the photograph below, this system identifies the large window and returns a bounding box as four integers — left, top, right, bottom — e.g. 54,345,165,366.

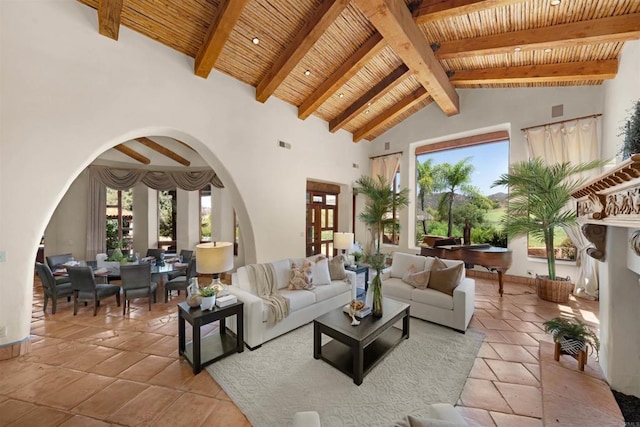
106,188,133,251
382,171,401,246
158,190,176,251
415,132,509,248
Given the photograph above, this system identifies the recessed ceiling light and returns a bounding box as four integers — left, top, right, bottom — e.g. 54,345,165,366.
544,48,553,53
514,47,521,52
365,109,370,114
338,93,344,98
252,37,260,45
550,0,561,5
304,70,311,76
367,102,371,106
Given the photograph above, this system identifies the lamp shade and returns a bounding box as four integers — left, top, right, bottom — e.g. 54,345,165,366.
333,232,354,251
196,242,234,274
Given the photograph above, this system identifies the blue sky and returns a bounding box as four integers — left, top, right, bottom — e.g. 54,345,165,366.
417,140,509,195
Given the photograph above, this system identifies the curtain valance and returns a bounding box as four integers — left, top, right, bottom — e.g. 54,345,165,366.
89,165,224,191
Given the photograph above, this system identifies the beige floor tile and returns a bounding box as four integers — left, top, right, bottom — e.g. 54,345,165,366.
152,393,219,427
477,318,516,331
8,368,84,402
496,331,539,346
504,320,544,333
490,411,542,427
108,385,182,425
117,354,175,382
39,373,116,410
57,415,112,427
469,358,497,381
459,378,511,413
485,360,539,387
456,406,496,427
88,351,147,377
490,343,538,364
60,345,120,371
485,309,521,320
494,382,542,418
0,399,37,425
201,400,250,427
477,342,501,360
6,406,72,427
148,359,195,389
523,363,540,381
73,379,148,419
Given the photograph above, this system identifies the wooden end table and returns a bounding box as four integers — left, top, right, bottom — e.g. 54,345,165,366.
178,300,244,374
313,298,409,385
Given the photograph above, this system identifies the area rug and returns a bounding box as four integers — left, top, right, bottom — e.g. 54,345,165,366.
207,318,484,427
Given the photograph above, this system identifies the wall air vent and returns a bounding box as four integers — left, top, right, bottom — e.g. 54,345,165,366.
552,104,564,118
384,142,390,150
278,140,291,149
353,163,359,169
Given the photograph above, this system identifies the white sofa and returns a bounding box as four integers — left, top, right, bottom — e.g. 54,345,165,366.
227,256,356,349
382,252,475,332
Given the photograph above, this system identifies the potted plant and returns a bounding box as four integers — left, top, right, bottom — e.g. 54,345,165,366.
355,175,409,317
619,99,640,160
543,316,600,364
199,285,219,311
492,158,604,302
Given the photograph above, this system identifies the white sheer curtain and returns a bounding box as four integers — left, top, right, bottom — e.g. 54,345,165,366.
526,117,601,299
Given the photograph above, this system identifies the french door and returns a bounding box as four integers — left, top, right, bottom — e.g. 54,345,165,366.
306,182,340,257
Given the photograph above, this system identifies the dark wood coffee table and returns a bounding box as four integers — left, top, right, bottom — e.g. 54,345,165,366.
313,298,410,385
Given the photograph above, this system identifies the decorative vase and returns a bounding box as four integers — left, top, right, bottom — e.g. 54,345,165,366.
371,269,383,318
200,295,216,311
186,280,202,308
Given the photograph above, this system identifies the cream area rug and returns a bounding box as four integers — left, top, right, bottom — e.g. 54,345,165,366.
207,318,484,427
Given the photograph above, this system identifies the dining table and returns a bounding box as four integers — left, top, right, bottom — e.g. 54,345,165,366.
52,260,188,285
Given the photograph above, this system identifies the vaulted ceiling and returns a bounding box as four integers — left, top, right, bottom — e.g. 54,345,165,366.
80,0,640,157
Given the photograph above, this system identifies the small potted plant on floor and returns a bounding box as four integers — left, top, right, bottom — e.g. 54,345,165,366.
543,316,600,369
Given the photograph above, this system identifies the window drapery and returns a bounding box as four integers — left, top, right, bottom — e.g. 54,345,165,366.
371,153,401,185
89,165,224,191
525,117,601,299
85,165,224,259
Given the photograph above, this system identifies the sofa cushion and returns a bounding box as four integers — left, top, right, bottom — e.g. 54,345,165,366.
310,256,332,285
402,265,431,289
429,259,463,296
288,261,314,290
411,287,454,310
271,259,293,290
391,253,427,279
383,277,414,301
310,281,349,302
328,255,346,280
279,289,316,313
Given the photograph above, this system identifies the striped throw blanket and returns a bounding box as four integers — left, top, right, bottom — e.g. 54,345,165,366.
246,263,290,325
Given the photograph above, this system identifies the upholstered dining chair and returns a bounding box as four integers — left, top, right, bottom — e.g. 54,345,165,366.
120,263,158,315
67,266,121,316
165,257,196,303
45,253,73,285
167,249,193,281
35,262,74,314
145,248,165,260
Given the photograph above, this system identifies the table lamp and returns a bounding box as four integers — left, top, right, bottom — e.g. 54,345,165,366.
196,242,234,296
334,232,354,265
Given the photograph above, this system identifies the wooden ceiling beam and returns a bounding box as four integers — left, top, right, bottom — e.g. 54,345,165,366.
97,0,123,40
437,13,640,60
195,0,249,78
330,65,411,133
256,0,350,103
135,137,191,166
449,60,619,85
413,0,525,23
354,0,459,116
298,32,386,120
353,87,431,142
114,144,150,165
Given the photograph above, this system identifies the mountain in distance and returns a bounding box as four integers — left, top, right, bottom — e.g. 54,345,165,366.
424,191,508,208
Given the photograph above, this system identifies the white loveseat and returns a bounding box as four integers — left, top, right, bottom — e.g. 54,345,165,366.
227,256,356,349
382,252,475,332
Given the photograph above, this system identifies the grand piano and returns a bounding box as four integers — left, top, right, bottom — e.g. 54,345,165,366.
420,243,513,296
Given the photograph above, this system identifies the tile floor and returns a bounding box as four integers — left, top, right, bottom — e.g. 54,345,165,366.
0,274,616,426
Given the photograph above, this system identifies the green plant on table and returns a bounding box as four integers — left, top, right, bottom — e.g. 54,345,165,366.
543,316,600,359
199,286,219,298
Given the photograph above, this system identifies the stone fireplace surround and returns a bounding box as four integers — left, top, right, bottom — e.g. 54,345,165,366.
572,154,640,398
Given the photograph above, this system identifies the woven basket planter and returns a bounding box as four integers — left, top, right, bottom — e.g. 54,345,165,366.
536,275,573,303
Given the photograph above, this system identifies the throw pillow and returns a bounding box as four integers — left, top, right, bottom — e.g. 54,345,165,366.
428,259,463,296
328,255,346,281
288,261,314,290
402,264,431,289
310,256,332,285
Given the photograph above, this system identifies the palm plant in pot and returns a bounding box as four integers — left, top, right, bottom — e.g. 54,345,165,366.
355,175,409,317
492,158,604,302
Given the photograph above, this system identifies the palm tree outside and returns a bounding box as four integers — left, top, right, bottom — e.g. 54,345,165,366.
434,158,475,237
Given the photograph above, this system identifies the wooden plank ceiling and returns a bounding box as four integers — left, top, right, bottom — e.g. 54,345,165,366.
79,0,640,144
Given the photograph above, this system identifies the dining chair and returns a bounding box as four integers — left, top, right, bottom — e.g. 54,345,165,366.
167,249,193,280
165,257,196,303
35,262,74,314
45,253,73,285
145,248,165,260
67,266,121,316
120,263,158,315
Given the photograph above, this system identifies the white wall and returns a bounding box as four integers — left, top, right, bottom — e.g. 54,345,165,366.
0,0,368,345
599,39,640,397
369,85,605,278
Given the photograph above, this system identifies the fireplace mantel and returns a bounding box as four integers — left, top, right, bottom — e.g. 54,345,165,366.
571,154,640,260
